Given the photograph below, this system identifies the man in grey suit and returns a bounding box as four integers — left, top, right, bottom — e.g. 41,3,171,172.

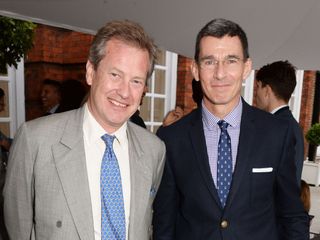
255,60,305,186
3,20,165,240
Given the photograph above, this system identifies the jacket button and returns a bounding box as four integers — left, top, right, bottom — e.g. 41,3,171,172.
221,220,228,228
56,220,62,228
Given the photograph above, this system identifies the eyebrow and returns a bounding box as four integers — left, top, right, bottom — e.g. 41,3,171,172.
111,67,147,81
199,54,242,61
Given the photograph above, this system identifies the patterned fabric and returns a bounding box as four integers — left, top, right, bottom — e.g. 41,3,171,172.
217,120,233,207
202,100,241,185
100,134,126,240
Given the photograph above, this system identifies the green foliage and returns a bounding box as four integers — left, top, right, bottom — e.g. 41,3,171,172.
0,16,36,73
306,123,320,146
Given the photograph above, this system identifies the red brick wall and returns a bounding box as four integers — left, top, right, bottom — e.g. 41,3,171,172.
176,55,197,114
25,24,93,120
300,70,316,158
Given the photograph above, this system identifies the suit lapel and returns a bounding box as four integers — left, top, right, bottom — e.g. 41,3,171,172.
52,108,94,240
227,101,256,206
190,109,221,207
127,124,151,238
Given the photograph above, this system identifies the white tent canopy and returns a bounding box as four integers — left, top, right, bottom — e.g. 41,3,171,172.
1,0,320,70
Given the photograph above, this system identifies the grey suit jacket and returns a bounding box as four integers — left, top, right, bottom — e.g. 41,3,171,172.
3,106,166,240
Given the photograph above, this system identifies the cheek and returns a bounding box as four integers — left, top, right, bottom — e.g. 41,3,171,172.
133,90,144,102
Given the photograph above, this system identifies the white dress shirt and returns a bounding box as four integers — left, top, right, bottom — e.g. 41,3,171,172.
83,104,131,240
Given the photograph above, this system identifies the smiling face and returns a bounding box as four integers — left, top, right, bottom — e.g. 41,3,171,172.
192,36,252,117
86,38,149,133
41,85,61,111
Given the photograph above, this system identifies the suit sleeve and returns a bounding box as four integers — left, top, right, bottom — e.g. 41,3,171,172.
153,128,178,240
3,123,35,239
276,125,309,239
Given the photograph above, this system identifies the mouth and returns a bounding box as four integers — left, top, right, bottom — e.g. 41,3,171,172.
110,99,127,108
213,84,230,89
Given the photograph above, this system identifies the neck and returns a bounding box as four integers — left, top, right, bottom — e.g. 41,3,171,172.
268,99,287,113
203,97,241,119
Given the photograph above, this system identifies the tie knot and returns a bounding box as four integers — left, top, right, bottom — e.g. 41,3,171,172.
101,134,115,148
217,120,229,131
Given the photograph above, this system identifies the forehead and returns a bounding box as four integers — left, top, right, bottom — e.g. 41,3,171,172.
100,38,150,79
199,35,244,58
42,85,57,90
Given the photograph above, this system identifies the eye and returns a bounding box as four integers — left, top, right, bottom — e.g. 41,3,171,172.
203,59,215,66
226,58,239,64
131,79,144,88
111,73,118,77
110,72,121,80
134,79,143,85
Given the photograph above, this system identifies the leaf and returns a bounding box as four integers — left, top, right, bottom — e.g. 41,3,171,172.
306,123,320,146
0,16,36,69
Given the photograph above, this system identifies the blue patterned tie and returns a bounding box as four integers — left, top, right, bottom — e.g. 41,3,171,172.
100,134,126,240
217,120,233,207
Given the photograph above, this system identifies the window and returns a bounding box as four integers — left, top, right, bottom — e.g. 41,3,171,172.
140,50,177,133
241,70,255,105
0,61,25,138
288,70,304,121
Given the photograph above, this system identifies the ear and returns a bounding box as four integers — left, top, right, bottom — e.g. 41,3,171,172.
143,85,148,93
191,60,200,81
242,58,253,81
265,84,273,98
86,60,94,86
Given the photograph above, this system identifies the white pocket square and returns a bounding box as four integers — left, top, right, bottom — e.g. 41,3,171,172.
252,167,273,173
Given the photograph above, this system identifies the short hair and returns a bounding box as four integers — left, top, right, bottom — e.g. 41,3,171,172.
0,88,4,98
42,79,62,92
194,18,249,62
88,20,157,79
256,60,296,102
300,180,310,213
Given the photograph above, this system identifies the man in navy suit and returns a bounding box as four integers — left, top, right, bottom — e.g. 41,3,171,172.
152,18,309,240
255,60,305,186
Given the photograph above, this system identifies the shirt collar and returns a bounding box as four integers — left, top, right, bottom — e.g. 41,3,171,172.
271,104,288,114
48,104,59,114
83,103,127,145
202,98,242,130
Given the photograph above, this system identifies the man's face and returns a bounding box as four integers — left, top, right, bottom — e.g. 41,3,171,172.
192,36,252,115
86,39,149,133
255,80,269,111
41,85,61,110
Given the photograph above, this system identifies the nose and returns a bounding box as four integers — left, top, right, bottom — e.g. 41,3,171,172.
214,61,227,80
117,80,130,99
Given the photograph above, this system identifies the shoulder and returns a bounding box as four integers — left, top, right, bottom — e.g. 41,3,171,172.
242,102,291,134
27,108,80,128
17,108,82,142
272,107,303,137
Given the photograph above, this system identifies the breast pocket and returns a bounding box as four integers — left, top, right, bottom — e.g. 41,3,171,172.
251,170,274,209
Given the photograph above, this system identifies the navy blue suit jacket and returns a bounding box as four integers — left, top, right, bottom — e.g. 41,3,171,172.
274,106,304,184
153,100,309,240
